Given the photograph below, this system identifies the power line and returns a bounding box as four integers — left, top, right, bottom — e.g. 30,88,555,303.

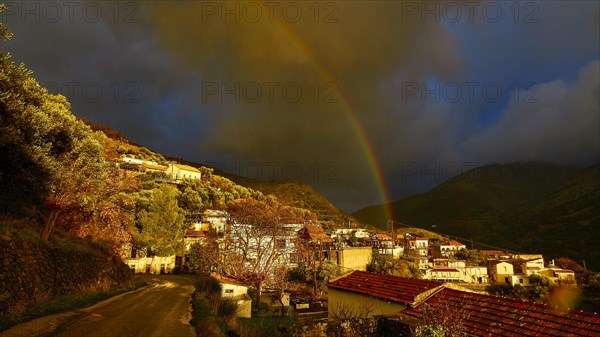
386,220,521,254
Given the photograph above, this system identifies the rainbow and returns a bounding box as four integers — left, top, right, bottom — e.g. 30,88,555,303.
272,19,394,226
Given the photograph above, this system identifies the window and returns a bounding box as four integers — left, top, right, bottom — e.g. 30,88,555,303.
519,279,524,284
275,239,287,249
225,289,234,294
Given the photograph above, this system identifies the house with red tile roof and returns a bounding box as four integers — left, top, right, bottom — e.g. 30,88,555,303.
431,240,467,258
541,267,577,286
372,233,403,257
327,271,600,336
407,237,429,257
327,271,443,318
480,250,508,259
402,287,600,336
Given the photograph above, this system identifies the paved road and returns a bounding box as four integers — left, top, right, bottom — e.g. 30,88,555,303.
2,275,197,337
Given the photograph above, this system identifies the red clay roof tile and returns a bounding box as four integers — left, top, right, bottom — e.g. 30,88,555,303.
331,271,600,336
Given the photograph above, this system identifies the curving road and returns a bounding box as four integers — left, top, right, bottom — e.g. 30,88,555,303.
2,275,197,337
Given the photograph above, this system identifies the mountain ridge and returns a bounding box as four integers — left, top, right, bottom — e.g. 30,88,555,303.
353,162,600,270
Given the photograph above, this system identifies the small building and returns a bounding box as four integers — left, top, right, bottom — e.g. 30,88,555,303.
520,257,545,275
491,261,514,284
540,267,577,286
142,162,167,173
372,233,403,257
432,259,466,269
212,273,252,318
407,237,429,257
480,250,508,259
125,255,176,274
330,246,373,272
509,274,531,286
183,230,207,252
328,271,600,336
328,271,442,318
167,162,202,180
461,266,489,284
431,240,466,258
202,209,229,234
122,156,148,165
425,268,461,282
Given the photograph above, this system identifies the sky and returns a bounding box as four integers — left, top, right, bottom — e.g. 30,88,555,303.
1,1,598,213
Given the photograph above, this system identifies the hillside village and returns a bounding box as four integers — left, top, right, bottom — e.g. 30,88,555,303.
119,156,578,286
2,10,599,336
111,155,600,336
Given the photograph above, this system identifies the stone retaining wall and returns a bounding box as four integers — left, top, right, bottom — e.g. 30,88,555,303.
0,234,132,320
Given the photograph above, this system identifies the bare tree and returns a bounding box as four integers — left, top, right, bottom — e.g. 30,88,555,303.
224,197,288,307
272,266,291,316
412,299,470,337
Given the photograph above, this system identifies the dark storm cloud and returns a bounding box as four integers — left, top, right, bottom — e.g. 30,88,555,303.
1,1,208,155
140,1,465,209
1,1,598,212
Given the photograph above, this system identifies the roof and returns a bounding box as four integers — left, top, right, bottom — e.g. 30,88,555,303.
373,234,393,240
173,163,201,173
441,240,465,247
142,163,167,170
185,230,207,237
328,271,442,305
203,209,228,217
298,225,334,243
431,268,460,272
402,288,600,336
211,273,249,287
481,250,506,256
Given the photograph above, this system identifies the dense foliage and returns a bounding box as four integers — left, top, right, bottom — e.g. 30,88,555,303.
367,251,422,279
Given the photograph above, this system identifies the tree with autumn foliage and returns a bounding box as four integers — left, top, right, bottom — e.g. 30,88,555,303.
58,166,139,252
224,196,285,305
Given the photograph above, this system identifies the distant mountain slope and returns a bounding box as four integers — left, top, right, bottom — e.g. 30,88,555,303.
353,163,600,270
83,120,361,229
162,157,359,230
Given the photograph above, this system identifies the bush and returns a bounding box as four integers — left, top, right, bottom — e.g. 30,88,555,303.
217,298,240,317
588,273,600,290
195,275,222,298
191,275,240,335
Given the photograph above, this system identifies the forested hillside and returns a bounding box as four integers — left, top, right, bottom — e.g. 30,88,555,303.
354,163,600,270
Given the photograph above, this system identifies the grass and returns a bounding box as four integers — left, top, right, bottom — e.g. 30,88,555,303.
237,316,296,336
0,280,146,332
190,275,231,336
190,293,212,324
